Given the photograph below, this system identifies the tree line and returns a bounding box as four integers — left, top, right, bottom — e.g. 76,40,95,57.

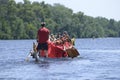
0,0,120,39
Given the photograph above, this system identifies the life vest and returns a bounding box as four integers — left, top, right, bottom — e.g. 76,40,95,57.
71,38,75,45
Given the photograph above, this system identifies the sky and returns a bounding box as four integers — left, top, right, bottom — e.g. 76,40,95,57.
15,0,120,21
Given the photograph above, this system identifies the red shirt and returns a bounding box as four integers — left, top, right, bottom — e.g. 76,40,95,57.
37,27,50,43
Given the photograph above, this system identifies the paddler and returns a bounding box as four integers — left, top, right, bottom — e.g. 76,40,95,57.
37,22,50,58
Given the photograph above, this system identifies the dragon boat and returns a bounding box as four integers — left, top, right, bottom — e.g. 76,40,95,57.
26,41,80,62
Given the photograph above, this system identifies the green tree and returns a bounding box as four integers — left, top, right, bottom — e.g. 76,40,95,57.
0,0,120,39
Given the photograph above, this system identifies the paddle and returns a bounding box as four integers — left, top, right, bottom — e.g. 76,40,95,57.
25,50,32,62
25,42,39,62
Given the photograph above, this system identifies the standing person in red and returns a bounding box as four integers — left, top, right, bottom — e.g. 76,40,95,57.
37,22,50,58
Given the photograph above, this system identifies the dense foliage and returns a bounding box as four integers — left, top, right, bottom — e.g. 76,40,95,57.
0,0,120,39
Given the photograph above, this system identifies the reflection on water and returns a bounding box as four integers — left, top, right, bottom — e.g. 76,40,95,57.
0,38,120,80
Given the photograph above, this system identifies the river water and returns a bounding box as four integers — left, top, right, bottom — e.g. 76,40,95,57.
0,38,120,80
